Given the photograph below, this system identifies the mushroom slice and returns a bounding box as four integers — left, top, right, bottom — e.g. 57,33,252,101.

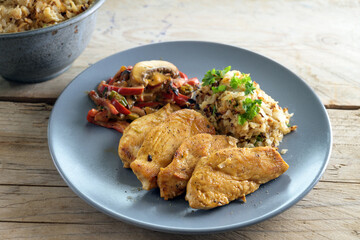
129,60,179,87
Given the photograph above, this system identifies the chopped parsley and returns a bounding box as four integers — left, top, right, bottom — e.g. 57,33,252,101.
230,74,256,95
202,66,231,86
238,98,262,125
212,104,217,115
256,135,264,142
244,81,256,95
211,84,226,93
254,135,264,146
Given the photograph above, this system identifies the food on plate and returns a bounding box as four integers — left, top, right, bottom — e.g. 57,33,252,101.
196,66,296,147
0,0,94,33
157,133,238,200
185,147,289,209
87,60,200,133
130,109,215,190
118,104,179,168
85,60,296,210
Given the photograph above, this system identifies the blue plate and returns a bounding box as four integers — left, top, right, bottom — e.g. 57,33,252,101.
48,41,332,233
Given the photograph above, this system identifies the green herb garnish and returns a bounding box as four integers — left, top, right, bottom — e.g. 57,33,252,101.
230,74,255,95
212,104,217,115
211,84,226,93
256,135,264,142
254,135,264,146
238,98,262,125
202,66,231,86
244,81,256,95
230,74,247,89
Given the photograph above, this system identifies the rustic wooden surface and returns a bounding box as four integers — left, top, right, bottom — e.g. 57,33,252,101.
0,0,359,239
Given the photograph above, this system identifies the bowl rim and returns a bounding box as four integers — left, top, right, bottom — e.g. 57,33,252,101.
0,0,106,39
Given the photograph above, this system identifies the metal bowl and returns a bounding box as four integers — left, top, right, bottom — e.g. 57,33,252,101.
0,0,106,83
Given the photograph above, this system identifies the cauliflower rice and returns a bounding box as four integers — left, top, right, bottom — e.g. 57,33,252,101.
0,0,94,33
196,70,296,148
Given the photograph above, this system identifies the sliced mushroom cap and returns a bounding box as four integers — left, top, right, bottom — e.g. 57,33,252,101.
129,60,179,87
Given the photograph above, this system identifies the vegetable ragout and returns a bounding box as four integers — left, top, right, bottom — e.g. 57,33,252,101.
86,60,200,132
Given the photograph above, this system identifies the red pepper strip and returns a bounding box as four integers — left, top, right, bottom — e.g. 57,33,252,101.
87,108,99,122
108,77,115,85
111,99,131,115
186,77,200,86
179,71,188,81
87,109,129,133
135,102,161,108
88,90,119,115
172,78,186,88
173,93,190,106
163,92,189,106
97,81,107,94
98,83,144,95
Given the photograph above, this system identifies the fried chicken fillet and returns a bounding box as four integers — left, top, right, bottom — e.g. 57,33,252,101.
158,134,238,200
186,147,289,209
118,104,177,168
130,109,215,190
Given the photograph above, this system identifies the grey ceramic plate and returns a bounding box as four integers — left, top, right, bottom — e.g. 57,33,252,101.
48,41,332,234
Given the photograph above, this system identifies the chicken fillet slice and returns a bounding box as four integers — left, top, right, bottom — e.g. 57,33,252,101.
158,134,238,200
130,109,215,190
186,147,289,209
118,104,177,168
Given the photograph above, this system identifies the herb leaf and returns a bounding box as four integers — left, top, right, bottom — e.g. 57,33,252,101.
230,74,256,95
254,135,264,146
238,98,262,125
212,104,217,115
211,84,226,93
230,75,243,89
256,135,264,142
202,66,231,86
244,81,256,95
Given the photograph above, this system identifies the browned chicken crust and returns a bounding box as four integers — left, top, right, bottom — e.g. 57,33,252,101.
185,147,289,209
130,109,215,190
118,104,177,168
158,134,238,200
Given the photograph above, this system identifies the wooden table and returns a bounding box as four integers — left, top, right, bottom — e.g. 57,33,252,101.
1,0,359,239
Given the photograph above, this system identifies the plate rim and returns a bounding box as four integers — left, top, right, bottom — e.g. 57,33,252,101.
48,40,333,234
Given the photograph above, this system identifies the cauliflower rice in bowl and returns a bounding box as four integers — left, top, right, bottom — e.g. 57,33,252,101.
196,67,297,148
0,0,94,33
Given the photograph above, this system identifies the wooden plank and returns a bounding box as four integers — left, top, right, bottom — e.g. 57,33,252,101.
322,109,360,183
0,102,359,238
1,102,359,186
0,0,359,106
1,221,358,240
0,181,359,239
0,102,65,186
0,182,355,223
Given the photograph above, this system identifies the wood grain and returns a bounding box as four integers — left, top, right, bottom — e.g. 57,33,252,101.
0,182,358,239
0,0,359,106
0,102,359,238
1,0,360,238
1,103,359,186
0,102,64,186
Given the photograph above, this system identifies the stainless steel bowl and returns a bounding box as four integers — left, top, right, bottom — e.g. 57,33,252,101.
0,0,106,83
